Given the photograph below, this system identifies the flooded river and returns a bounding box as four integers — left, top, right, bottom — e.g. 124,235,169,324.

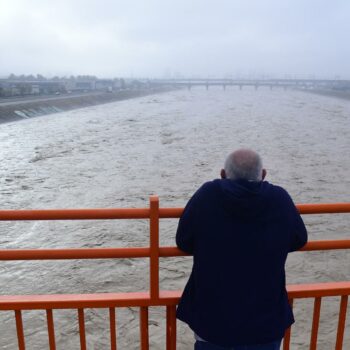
0,88,349,349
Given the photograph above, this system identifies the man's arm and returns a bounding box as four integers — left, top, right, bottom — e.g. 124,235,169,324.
176,189,201,254
289,204,308,252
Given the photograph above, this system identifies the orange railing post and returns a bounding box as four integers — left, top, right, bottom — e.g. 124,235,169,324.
78,309,87,350
46,309,56,350
140,307,149,350
15,310,26,350
283,299,293,350
150,196,160,301
310,297,322,350
109,307,117,350
335,296,348,350
166,305,177,350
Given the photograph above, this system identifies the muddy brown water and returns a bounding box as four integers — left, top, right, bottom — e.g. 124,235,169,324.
0,88,349,349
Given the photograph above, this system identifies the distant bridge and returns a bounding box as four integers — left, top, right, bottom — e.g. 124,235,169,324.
149,78,350,91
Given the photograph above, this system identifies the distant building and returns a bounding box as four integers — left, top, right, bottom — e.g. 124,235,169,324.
74,80,95,91
113,79,122,90
0,80,64,97
95,79,114,91
0,76,137,98
31,85,40,94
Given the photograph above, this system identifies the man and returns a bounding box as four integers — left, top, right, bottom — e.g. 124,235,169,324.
176,149,307,350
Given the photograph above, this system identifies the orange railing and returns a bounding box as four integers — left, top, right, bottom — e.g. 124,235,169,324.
0,197,349,350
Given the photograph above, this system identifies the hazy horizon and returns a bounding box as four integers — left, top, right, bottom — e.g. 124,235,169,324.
1,0,349,79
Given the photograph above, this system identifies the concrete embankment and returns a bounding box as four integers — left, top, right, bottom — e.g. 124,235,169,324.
0,88,171,124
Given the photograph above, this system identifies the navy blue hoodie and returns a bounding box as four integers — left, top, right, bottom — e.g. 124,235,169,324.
176,179,307,347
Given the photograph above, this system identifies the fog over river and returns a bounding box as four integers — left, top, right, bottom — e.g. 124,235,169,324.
0,88,349,349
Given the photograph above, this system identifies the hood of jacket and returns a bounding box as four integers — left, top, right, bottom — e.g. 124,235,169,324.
216,178,270,220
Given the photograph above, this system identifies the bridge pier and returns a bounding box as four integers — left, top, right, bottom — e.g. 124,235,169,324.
223,84,226,90
255,84,258,90
206,84,209,90
239,85,242,90
187,84,191,91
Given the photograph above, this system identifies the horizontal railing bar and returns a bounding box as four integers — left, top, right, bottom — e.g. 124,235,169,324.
0,208,150,221
1,282,350,310
160,208,183,218
0,203,349,221
160,247,190,257
0,291,177,310
288,282,350,298
0,248,151,260
161,240,350,254
1,240,350,260
296,203,350,214
300,240,350,251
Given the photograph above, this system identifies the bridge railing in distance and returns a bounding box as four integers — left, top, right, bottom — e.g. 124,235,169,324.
0,198,349,350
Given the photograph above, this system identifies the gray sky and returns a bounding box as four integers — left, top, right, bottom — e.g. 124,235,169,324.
0,0,349,78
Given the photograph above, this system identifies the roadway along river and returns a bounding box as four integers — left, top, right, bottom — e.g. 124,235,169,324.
0,88,349,349
0,91,108,107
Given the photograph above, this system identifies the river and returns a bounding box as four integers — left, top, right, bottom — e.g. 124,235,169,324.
0,88,349,349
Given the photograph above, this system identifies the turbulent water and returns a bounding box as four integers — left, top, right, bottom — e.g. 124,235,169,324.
0,88,349,349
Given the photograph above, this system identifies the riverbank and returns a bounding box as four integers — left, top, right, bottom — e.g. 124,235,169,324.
0,87,173,124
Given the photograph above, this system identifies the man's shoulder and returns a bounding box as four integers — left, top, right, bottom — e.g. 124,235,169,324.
263,181,289,195
264,182,295,206
197,179,221,193
191,180,221,200
196,180,293,201
197,180,289,195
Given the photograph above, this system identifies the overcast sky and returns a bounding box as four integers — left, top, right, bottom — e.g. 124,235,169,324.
0,0,349,79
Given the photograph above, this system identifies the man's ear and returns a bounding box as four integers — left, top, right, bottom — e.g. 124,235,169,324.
220,169,226,179
262,169,267,180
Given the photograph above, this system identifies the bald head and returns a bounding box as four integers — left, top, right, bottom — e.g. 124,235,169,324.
222,149,266,181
